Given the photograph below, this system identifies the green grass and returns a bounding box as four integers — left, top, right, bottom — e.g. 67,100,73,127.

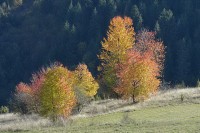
3,103,200,133
2,88,200,133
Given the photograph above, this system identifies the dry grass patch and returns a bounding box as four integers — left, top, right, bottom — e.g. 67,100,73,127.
77,87,200,116
0,113,51,132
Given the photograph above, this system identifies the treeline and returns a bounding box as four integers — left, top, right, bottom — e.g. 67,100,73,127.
0,0,200,105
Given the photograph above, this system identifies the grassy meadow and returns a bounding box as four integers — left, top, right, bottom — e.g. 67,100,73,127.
0,88,200,133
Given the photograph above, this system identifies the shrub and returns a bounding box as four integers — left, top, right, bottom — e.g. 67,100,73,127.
10,92,32,114
196,79,200,87
73,64,99,112
12,63,98,119
94,95,102,101
174,81,186,89
73,64,99,97
73,87,91,113
13,68,47,114
0,106,9,114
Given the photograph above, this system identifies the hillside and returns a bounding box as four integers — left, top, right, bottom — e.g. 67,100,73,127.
0,0,200,105
1,88,200,132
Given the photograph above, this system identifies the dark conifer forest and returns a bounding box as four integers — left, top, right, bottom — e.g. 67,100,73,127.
0,0,200,105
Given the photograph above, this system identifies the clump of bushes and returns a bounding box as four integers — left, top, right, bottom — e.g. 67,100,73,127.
12,63,99,121
0,106,9,114
196,79,200,87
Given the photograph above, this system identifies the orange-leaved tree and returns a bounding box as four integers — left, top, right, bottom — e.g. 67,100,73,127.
98,16,135,96
14,82,33,113
16,82,32,94
39,64,76,120
115,28,165,103
115,50,160,102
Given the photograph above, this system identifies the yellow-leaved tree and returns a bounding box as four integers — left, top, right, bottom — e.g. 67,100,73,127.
39,64,76,121
73,64,99,112
74,64,99,97
98,16,135,96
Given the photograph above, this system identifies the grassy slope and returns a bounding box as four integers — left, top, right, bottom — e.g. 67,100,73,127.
1,88,200,133
35,104,200,133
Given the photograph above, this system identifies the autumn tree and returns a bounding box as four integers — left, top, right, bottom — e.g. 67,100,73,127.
130,5,143,31
14,82,33,113
135,29,165,73
39,64,76,121
115,29,165,103
13,68,47,113
115,51,160,102
73,64,99,111
74,64,99,97
98,16,135,96
29,69,46,113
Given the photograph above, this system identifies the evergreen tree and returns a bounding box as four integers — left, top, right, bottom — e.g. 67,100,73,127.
154,21,160,34
99,0,106,7
130,5,143,31
175,38,191,84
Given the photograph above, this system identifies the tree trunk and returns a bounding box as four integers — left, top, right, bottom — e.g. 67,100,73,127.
132,95,136,104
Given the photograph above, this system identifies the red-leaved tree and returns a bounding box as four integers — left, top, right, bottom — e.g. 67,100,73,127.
115,29,165,103
14,67,48,113
135,29,165,73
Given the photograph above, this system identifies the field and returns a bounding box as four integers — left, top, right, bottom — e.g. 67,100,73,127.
1,88,200,133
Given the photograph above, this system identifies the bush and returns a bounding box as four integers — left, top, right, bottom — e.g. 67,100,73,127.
174,81,186,89
73,87,92,113
196,79,200,87
72,64,99,113
11,63,99,120
94,95,102,101
0,106,9,114
12,66,47,114
9,93,32,114
160,81,171,90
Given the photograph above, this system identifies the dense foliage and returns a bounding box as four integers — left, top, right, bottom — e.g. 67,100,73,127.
115,28,165,102
99,16,164,102
12,63,98,119
115,50,160,102
98,16,135,96
0,0,200,105
74,64,99,97
39,64,76,120
73,64,99,111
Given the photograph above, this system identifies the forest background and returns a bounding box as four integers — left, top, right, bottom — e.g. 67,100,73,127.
0,0,200,105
